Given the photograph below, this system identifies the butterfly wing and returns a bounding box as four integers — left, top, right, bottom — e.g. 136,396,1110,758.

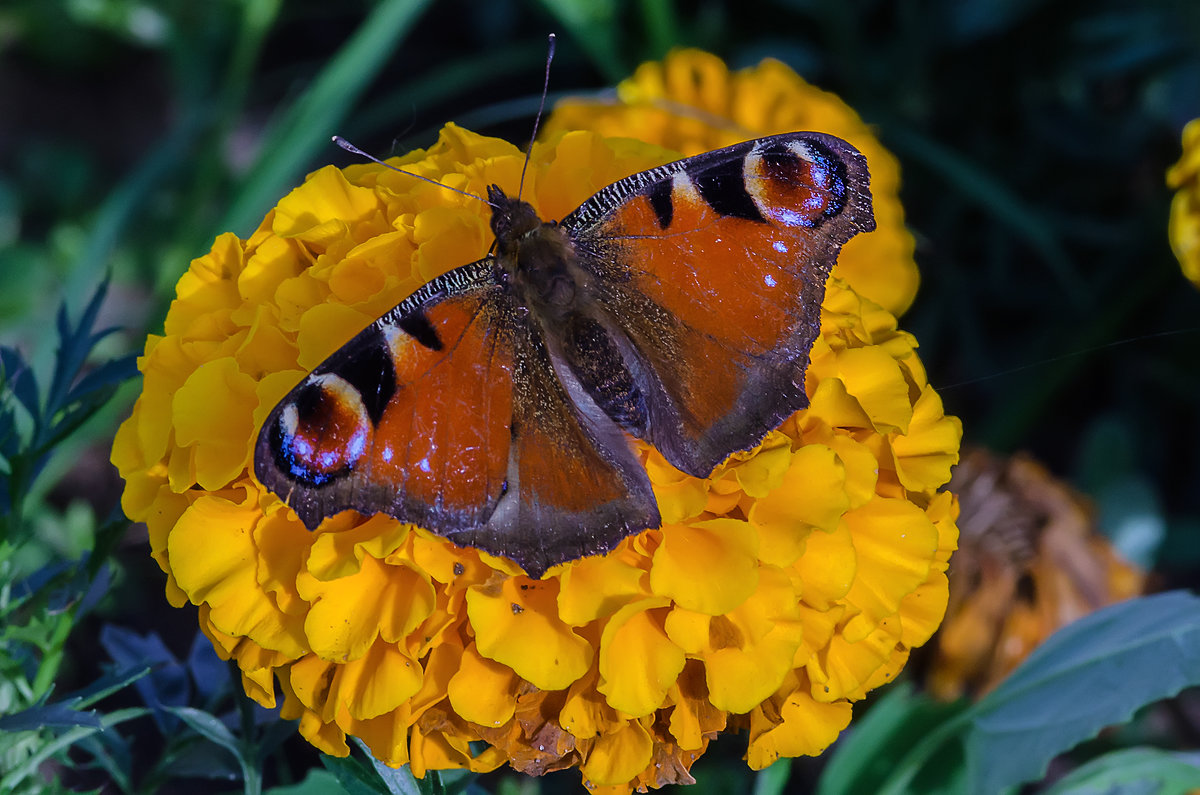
560,131,876,475
254,259,657,578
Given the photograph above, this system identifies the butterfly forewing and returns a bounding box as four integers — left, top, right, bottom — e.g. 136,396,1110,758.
254,262,512,533
562,132,875,475
254,258,658,578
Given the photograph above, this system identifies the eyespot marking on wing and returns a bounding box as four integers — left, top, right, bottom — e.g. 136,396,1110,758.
332,325,396,424
269,373,371,487
744,138,849,228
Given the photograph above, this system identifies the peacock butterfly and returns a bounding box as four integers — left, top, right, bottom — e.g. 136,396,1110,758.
253,131,876,578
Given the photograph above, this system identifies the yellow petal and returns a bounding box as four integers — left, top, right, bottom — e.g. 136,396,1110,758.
467,578,593,690
333,640,423,721
747,684,852,768
836,346,913,434
704,568,803,713
295,302,375,370
304,514,411,581
273,165,379,245
650,519,759,615
581,719,654,788
750,444,849,566
300,555,435,660
794,519,856,610
597,600,683,716
448,644,518,727
731,434,792,498
170,357,257,490
558,553,648,626
890,385,962,492
662,607,711,655
168,494,306,657
841,497,938,642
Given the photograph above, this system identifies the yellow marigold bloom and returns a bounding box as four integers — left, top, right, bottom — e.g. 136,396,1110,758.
1167,118,1200,288
112,121,960,791
545,48,919,318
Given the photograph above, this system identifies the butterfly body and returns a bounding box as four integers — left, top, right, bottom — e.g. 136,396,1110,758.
255,132,876,577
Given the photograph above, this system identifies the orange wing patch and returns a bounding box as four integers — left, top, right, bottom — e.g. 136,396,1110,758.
367,298,514,517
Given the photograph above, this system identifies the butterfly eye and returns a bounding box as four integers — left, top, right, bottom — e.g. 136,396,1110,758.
269,374,372,487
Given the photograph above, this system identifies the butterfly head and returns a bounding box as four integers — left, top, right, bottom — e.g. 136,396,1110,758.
486,184,580,313
486,185,544,254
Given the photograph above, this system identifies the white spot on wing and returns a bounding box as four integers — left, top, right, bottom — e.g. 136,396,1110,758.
671,170,702,205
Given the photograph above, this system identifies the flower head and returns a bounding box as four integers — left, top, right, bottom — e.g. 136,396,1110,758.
545,48,920,318
929,449,1143,700
113,106,959,791
1167,118,1200,289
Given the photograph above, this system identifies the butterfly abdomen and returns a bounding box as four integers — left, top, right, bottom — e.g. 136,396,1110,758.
559,314,649,435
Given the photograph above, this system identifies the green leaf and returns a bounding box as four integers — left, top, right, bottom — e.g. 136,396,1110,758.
266,769,353,795
60,664,151,710
821,683,969,795
165,705,260,793
357,737,423,795
74,731,134,794
0,706,145,791
321,751,395,795
0,702,102,732
1042,747,1200,795
220,0,433,236
165,706,239,756
966,591,1200,793
1,345,39,419
753,758,791,795
536,0,624,81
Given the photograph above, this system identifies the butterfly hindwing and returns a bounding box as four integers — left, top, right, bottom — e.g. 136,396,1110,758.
560,132,875,476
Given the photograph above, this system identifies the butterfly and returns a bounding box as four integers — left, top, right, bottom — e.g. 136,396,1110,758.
254,131,876,578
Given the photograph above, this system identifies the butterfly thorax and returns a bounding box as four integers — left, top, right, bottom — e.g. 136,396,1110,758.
488,184,583,319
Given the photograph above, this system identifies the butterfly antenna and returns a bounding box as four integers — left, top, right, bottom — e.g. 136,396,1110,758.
516,32,557,200
331,136,495,207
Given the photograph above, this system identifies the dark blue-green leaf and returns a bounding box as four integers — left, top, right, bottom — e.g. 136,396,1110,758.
322,751,395,795
59,663,151,710
165,706,239,755
966,591,1200,793
1,345,39,418
0,702,102,732
356,738,423,794
1042,747,1200,795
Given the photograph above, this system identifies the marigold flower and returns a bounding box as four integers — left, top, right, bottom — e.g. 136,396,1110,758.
112,119,960,791
926,449,1143,700
544,48,920,318
1167,118,1200,289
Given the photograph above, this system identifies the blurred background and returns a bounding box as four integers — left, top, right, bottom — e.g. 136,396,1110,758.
2,0,1198,791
